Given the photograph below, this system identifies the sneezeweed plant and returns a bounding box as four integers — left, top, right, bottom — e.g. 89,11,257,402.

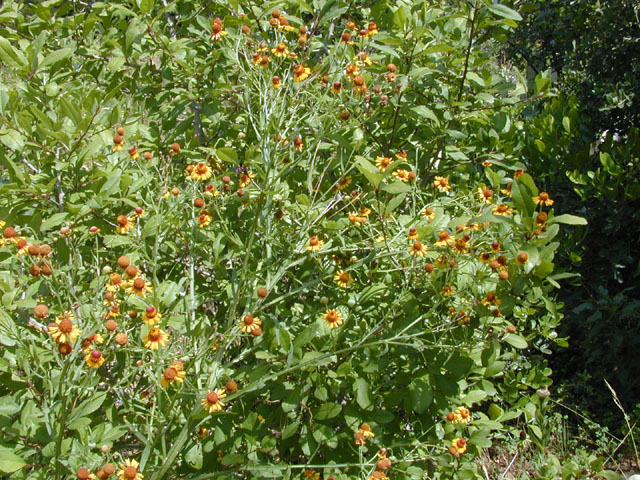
0,0,591,479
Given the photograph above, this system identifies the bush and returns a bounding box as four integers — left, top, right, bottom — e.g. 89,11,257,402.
0,1,589,479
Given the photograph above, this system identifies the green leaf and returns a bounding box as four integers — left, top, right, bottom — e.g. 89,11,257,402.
68,392,107,425
408,378,432,413
386,192,407,213
0,447,26,473
0,37,27,70
216,147,238,164
486,3,522,21
221,454,244,466
355,156,383,188
138,0,155,14
185,444,203,470
412,106,440,125
503,334,528,349
38,47,74,71
315,402,342,420
548,214,587,226
382,181,411,194
393,6,410,28
40,212,68,233
461,390,487,406
354,378,373,410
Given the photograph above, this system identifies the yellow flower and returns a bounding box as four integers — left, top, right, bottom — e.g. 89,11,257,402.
115,215,134,235
446,406,472,424
433,176,450,192
355,423,375,445
306,236,324,252
210,20,228,42
408,228,419,240
442,285,456,296
492,204,514,216
202,389,227,413
422,207,436,222
396,151,408,161
354,51,373,67
392,169,411,182
375,156,393,172
272,76,282,89
143,327,169,350
240,314,262,334
85,349,106,369
434,231,455,247
190,163,213,181
81,333,104,353
198,210,213,228
47,312,81,344
142,306,162,325
359,206,372,216
117,459,143,480
322,309,344,329
333,176,352,192
239,171,255,188
293,64,311,82
334,270,353,288
367,22,379,36
348,213,368,226
533,192,554,206
477,186,494,204
125,277,153,298
271,42,289,57
450,437,467,455
409,241,427,257
344,63,360,79
160,361,186,388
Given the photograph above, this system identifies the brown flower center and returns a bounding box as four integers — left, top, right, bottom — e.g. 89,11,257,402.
196,163,207,173
148,328,162,341
309,237,319,246
123,466,138,480
207,392,219,404
163,367,177,380
117,215,128,226
438,231,449,241
59,319,73,333
91,350,102,360
339,272,350,283
133,278,145,289
243,315,254,326
539,192,549,201
412,241,423,250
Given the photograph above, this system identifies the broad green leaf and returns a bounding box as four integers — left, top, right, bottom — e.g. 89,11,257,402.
382,181,411,194
486,3,522,21
354,378,373,410
216,147,238,164
314,402,342,420
503,334,528,349
0,447,26,473
548,214,587,226
461,390,487,406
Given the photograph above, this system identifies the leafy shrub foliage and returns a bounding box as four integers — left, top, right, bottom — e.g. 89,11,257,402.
0,1,587,479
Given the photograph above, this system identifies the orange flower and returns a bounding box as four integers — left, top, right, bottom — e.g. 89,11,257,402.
144,327,169,350
322,309,344,329
533,192,554,206
202,389,227,413
293,64,311,82
160,361,186,388
433,176,450,192
375,156,393,172
306,236,324,252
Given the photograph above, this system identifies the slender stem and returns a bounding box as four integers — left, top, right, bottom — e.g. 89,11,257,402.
457,0,480,102
53,360,71,480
